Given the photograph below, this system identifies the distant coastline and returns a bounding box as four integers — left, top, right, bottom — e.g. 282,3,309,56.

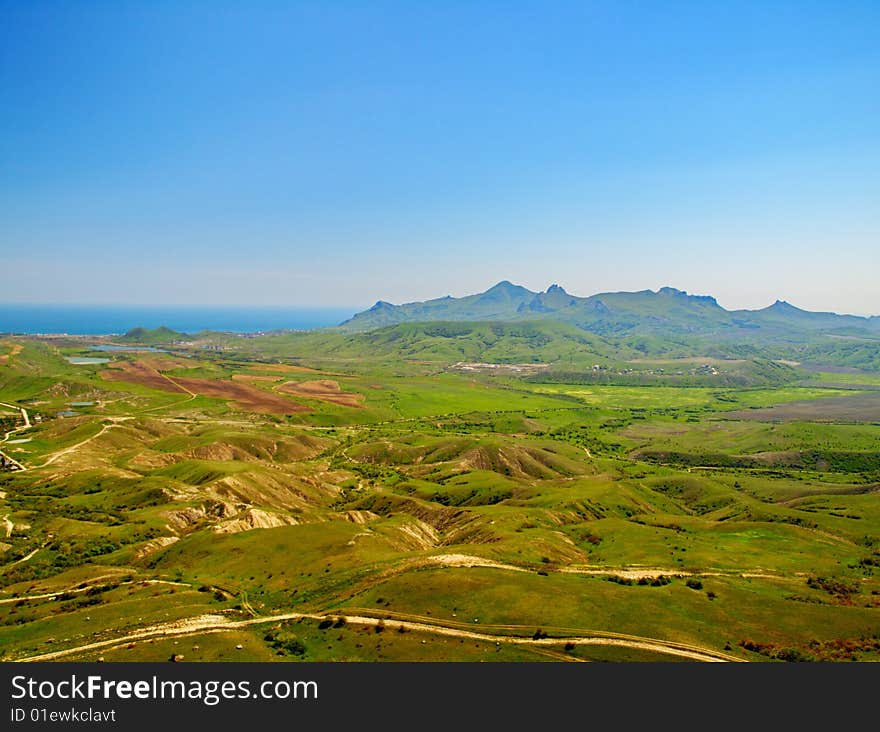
0,304,360,336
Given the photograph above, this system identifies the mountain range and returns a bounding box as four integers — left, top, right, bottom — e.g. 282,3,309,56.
115,283,879,372
340,281,879,340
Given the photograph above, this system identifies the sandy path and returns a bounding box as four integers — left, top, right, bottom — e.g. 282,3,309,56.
559,565,800,581
0,402,31,430
15,606,741,663
39,422,115,467
301,552,806,615
417,553,530,573
391,553,797,583
139,373,198,414
3,410,133,471
0,402,31,470
0,343,24,365
335,607,744,661
0,578,190,605
9,545,42,567
0,450,26,471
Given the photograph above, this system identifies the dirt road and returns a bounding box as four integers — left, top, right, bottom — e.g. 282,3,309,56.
0,402,30,470
15,606,742,663
39,422,115,467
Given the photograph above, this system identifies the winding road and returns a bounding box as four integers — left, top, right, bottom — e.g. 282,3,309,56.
38,420,120,468
0,402,30,471
15,606,742,663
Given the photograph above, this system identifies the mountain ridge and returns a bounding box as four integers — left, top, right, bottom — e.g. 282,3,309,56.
340,281,879,337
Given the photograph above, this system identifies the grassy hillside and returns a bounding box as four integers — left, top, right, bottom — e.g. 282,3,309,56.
336,282,880,371
120,326,186,344
1,332,878,662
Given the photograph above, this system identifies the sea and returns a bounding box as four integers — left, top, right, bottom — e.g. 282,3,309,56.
0,304,360,336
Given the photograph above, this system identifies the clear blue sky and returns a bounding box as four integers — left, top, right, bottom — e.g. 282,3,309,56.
2,1,878,314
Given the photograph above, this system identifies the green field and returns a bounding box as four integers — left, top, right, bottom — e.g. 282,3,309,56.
1,333,878,663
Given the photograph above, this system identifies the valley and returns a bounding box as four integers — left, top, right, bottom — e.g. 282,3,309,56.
0,294,878,663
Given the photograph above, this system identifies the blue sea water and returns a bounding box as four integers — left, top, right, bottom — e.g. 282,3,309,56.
0,304,360,335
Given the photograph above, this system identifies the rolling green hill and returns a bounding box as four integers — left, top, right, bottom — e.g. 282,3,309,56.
337,282,880,370
2,335,879,663
120,326,187,344
342,282,879,337
345,320,627,364
110,285,878,371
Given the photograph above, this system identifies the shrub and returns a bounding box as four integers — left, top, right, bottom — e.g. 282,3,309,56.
806,576,858,598
607,575,633,586
264,624,307,656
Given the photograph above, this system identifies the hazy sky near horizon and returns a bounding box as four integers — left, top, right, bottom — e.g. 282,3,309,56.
2,2,879,315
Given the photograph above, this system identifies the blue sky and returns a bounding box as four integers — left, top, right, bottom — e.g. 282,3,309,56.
1,1,878,314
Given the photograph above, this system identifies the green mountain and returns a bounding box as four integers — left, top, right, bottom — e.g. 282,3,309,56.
337,282,880,370
342,282,879,338
120,326,187,344
737,299,879,333
347,281,536,329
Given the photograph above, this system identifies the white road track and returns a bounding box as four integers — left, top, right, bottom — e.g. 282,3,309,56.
16,607,742,663
38,422,115,467
0,402,30,470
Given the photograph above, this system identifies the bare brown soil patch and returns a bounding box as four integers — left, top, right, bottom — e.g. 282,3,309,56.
276,379,364,408
726,393,880,423
101,361,187,394
0,343,22,365
101,361,308,414
168,377,307,414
